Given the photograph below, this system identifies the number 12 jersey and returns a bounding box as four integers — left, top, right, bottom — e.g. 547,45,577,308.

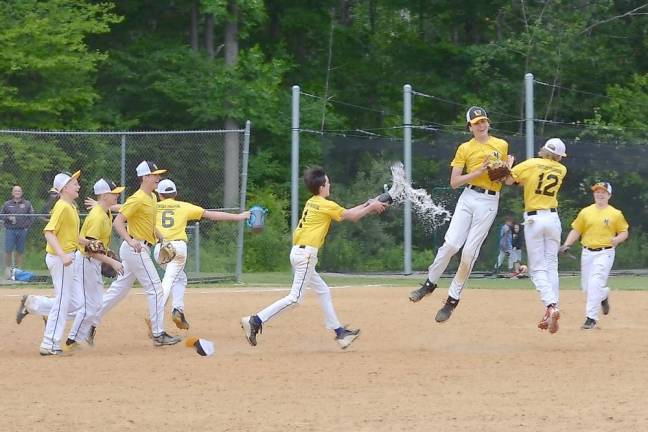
511,158,567,212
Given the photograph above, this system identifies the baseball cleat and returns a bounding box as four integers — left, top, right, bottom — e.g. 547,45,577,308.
39,347,65,356
172,308,190,330
581,317,598,330
152,331,182,346
16,294,29,324
335,327,360,349
241,315,262,346
547,305,560,334
601,297,610,315
63,338,82,353
409,280,437,302
435,296,459,322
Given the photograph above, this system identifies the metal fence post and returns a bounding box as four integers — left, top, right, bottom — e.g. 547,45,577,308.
194,222,200,274
291,85,300,234
525,73,534,160
403,84,413,275
120,134,126,202
236,120,251,282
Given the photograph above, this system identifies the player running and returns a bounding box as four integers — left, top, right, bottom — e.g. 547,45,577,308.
506,138,567,333
409,106,511,323
154,179,250,330
92,161,181,346
559,182,629,330
241,166,388,349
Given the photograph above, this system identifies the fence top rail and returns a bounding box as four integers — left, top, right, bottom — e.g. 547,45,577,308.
0,129,245,136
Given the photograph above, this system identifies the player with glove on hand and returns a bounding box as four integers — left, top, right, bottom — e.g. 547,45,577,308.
154,179,250,331
241,166,388,350
409,106,512,323
17,178,125,351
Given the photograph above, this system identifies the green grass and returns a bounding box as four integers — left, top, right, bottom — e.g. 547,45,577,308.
4,272,646,291
235,272,648,291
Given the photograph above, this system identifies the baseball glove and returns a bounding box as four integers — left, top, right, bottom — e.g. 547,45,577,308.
157,241,176,265
101,250,119,278
487,161,511,182
85,239,107,255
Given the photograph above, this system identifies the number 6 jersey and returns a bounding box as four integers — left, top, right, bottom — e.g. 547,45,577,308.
511,158,567,211
156,198,205,242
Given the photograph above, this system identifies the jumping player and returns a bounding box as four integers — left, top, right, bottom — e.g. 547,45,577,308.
93,161,181,346
16,179,125,349
409,106,511,323
154,179,250,330
506,138,567,333
559,182,629,330
241,166,388,349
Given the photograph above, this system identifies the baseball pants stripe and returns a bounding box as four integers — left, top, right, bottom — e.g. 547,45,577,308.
41,252,76,351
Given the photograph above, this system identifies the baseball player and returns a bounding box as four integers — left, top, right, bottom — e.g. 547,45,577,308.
506,138,567,333
154,178,250,330
92,161,181,346
559,182,629,330
16,179,125,350
241,166,388,349
409,106,511,323
38,171,81,355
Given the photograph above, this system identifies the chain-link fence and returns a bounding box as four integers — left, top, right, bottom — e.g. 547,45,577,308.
0,126,251,283
311,130,647,273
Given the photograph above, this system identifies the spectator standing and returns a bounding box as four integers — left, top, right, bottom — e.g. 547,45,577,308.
2,185,35,279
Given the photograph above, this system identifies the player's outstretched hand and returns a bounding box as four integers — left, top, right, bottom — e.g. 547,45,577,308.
369,199,389,214
239,210,251,221
85,197,98,210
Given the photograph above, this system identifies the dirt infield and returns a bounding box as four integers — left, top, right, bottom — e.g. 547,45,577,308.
2,285,648,431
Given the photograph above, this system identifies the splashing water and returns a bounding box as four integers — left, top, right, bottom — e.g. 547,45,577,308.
387,162,452,231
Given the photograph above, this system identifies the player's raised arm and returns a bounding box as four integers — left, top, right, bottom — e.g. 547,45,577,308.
340,199,388,222
203,209,250,222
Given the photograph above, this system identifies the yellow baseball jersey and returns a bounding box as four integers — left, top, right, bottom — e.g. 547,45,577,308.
451,136,509,192
119,189,157,244
44,200,80,254
511,158,567,212
156,198,205,242
571,204,629,249
80,206,113,255
293,195,345,249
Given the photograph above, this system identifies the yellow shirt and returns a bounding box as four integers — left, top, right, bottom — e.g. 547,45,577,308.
156,198,205,242
119,189,157,244
451,136,509,192
80,205,113,255
572,204,629,249
511,158,567,212
293,195,345,249
44,200,80,254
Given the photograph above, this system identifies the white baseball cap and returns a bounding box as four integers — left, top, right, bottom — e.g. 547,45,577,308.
94,178,125,195
52,170,81,193
157,179,177,194
136,160,167,177
541,138,567,157
591,181,612,195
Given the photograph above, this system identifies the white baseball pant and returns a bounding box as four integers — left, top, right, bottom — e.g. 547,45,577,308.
427,188,499,300
95,240,165,337
26,251,102,342
69,254,104,342
523,210,561,306
154,240,188,311
581,248,615,321
257,245,342,330
40,252,76,351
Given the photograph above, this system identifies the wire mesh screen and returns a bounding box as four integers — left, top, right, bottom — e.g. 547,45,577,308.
0,129,248,282
315,130,646,272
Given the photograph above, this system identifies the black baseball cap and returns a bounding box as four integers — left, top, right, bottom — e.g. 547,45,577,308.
466,106,489,125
